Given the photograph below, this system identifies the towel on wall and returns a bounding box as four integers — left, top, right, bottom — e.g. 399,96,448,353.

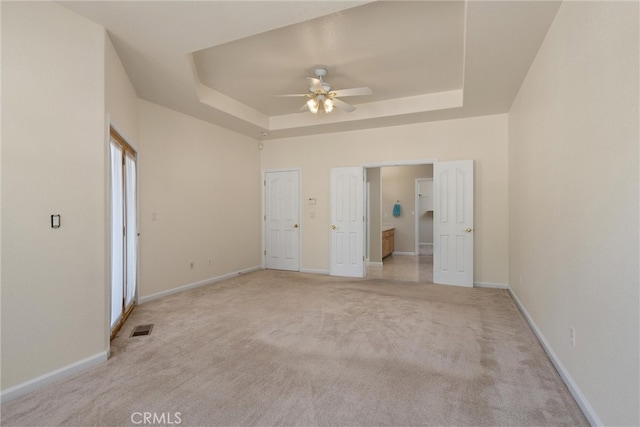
393,202,401,217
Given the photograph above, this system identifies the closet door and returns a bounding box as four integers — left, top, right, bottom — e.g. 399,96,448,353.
110,129,137,338
264,170,301,271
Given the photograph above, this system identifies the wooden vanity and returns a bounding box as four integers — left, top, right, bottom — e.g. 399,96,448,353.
382,227,395,258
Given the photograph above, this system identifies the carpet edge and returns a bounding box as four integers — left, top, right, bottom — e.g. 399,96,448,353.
0,351,108,403
508,287,602,427
139,265,263,304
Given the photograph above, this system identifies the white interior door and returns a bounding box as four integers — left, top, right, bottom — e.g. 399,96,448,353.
265,170,300,271
330,167,364,277
433,160,474,287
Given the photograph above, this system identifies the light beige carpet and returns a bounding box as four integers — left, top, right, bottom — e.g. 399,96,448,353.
2,270,587,426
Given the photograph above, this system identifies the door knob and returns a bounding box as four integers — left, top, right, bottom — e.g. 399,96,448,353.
331,225,337,230
465,227,473,233
293,224,299,228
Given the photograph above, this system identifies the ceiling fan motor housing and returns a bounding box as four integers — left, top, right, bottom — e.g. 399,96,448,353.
314,68,328,78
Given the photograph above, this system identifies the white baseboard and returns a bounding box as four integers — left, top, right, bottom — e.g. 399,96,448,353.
473,281,508,290
508,288,602,427
300,268,330,275
366,261,383,267
139,265,262,304
392,251,416,256
0,351,108,403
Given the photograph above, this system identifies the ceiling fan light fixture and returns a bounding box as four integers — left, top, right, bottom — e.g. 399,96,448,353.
307,97,319,114
279,67,371,115
323,97,334,113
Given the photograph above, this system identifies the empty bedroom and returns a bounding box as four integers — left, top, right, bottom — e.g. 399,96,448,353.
1,1,638,426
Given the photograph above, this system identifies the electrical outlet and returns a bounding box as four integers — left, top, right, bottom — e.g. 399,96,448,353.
190,261,194,270
208,259,212,266
569,327,576,347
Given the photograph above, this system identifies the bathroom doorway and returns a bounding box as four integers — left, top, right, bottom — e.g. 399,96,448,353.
364,162,434,283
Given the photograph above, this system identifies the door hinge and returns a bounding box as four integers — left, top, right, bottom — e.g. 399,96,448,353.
264,180,266,186
264,215,266,221
264,249,266,255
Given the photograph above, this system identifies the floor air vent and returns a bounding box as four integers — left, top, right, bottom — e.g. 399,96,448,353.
130,324,154,337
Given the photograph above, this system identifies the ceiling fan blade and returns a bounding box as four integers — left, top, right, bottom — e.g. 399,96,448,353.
307,77,323,92
331,87,372,97
298,103,310,113
275,93,309,97
333,97,356,113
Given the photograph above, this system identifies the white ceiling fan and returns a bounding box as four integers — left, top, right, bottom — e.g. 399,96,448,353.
277,68,372,114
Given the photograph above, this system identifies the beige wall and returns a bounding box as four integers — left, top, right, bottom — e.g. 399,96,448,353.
261,114,509,285
137,100,262,299
1,2,107,389
106,35,139,150
381,165,432,253
508,2,639,425
366,168,381,262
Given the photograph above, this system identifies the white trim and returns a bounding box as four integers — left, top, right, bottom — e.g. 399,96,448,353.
366,261,383,267
300,268,329,275
473,281,508,290
392,251,416,256
1,351,108,403
362,158,439,168
508,288,602,427
139,265,262,304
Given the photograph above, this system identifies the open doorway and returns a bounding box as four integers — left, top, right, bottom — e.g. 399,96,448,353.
415,178,434,256
365,162,434,283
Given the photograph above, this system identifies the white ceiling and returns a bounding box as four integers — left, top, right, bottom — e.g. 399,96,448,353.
60,1,562,140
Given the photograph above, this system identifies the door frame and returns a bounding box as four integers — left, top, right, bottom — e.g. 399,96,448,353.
262,168,302,270
362,159,438,277
108,123,138,341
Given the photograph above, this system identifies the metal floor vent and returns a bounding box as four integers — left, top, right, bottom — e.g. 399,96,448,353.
130,324,154,337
